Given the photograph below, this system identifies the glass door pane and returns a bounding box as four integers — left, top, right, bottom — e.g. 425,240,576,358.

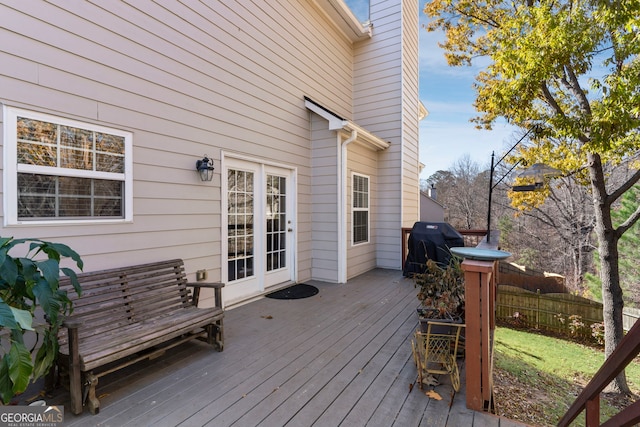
266,174,286,271
227,169,254,281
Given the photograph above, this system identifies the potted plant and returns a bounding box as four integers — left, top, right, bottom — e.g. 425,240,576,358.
0,237,82,405
413,256,465,332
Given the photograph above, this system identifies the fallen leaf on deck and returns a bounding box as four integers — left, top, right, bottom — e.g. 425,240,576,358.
261,315,273,319
426,390,442,400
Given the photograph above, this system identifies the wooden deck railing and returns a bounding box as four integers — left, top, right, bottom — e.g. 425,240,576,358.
460,232,500,412
557,319,640,427
461,257,497,411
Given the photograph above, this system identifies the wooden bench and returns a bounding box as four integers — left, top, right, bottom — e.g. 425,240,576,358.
53,259,224,415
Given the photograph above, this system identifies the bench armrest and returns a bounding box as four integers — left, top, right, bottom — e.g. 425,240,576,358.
186,282,224,308
62,316,85,329
186,282,225,289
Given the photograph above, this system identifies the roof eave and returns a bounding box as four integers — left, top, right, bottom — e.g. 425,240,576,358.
312,0,372,42
304,97,390,151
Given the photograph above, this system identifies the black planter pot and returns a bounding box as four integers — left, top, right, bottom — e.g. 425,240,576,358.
418,316,463,334
416,306,464,334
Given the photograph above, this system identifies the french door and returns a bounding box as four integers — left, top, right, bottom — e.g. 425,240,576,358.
224,158,294,304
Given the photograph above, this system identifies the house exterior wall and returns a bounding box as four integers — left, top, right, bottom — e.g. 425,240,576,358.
346,142,378,279
400,0,422,227
0,0,421,302
420,193,446,222
310,114,339,282
0,0,347,280
353,0,421,271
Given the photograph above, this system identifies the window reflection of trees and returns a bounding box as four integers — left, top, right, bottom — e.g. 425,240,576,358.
16,117,125,219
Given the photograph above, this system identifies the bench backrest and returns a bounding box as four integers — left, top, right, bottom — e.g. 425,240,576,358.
58,259,193,343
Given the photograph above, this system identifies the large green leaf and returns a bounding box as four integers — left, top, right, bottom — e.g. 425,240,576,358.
36,258,60,289
0,357,13,404
33,333,58,380
43,242,83,270
61,267,82,297
33,278,59,318
0,257,18,287
10,306,34,331
0,300,18,329
8,342,32,395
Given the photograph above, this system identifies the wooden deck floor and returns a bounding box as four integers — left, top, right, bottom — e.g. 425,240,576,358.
48,269,529,426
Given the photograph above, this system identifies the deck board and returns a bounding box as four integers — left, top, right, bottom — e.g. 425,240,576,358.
46,269,530,427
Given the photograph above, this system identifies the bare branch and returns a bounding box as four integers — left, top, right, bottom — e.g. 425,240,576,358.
616,203,640,239
609,168,640,204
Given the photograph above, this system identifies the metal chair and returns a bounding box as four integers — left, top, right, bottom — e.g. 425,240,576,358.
412,321,465,391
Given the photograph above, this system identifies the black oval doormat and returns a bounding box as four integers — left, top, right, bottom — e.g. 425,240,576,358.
265,284,319,300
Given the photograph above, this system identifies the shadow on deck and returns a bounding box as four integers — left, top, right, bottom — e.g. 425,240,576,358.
43,269,529,426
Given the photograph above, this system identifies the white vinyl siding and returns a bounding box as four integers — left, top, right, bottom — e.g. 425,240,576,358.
347,142,378,279
353,0,403,272
310,114,339,282
352,0,420,269
401,0,421,227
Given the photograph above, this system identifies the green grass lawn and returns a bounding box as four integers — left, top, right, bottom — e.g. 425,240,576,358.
493,326,640,426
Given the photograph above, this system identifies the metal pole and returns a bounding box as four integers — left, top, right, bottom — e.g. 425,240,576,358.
487,151,495,243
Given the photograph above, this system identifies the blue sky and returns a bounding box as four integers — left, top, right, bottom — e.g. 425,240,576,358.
418,12,516,179
344,1,517,180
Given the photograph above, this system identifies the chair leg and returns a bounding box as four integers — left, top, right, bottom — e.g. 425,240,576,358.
214,320,224,351
86,373,100,415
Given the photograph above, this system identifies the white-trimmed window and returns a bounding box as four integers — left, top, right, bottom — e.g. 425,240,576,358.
352,173,369,245
3,107,133,225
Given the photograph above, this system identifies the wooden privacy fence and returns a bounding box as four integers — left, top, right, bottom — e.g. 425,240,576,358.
496,285,639,339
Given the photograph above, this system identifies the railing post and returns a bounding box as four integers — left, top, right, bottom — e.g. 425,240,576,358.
585,397,600,426
462,258,496,412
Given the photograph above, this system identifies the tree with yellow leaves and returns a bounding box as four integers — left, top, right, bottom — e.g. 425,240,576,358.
425,0,640,394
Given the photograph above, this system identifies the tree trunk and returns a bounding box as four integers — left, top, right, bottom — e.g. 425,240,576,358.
587,152,630,394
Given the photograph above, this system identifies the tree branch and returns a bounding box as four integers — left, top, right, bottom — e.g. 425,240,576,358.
609,167,640,204
564,65,592,117
540,82,566,117
616,203,640,239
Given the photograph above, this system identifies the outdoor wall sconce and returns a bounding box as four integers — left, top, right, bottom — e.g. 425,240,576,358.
196,155,215,181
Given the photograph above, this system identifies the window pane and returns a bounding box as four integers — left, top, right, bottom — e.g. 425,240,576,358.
17,174,123,219
353,211,369,243
17,118,57,143
17,174,56,218
17,117,58,166
353,175,368,208
96,153,124,173
60,147,93,170
94,180,123,217
93,179,122,197
59,196,91,217
94,197,122,217
60,125,92,149
96,133,124,154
